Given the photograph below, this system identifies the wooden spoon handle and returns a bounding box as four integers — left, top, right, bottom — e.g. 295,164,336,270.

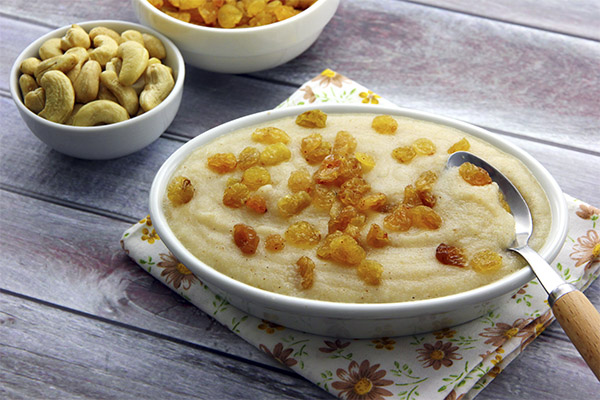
552,289,600,380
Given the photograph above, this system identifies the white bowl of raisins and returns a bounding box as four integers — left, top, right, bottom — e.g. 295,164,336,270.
149,104,567,338
132,0,339,73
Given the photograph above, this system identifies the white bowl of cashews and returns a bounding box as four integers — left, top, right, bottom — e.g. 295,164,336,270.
131,0,340,74
10,20,185,160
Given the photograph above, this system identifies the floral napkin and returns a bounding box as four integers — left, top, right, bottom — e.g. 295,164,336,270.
121,70,600,400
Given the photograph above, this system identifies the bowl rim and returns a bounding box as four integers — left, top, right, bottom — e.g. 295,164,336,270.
133,0,337,34
10,19,185,133
149,103,568,319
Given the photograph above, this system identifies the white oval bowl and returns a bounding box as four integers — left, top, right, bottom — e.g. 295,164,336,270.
132,0,340,73
149,104,568,338
10,20,185,160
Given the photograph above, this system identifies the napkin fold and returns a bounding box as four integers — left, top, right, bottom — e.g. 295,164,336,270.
121,70,600,400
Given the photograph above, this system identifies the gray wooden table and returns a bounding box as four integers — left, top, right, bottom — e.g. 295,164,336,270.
1,0,599,398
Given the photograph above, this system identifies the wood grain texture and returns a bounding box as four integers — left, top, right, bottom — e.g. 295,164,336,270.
410,0,600,40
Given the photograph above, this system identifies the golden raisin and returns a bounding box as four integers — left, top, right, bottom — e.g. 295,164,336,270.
251,126,290,144
328,234,366,265
217,4,243,28
383,205,412,231
447,138,470,154
357,193,387,212
296,109,327,128
412,138,436,155
415,170,438,192
418,190,437,208
366,224,390,248
402,185,422,208
332,130,357,156
296,256,315,289
223,182,250,208
371,115,398,134
470,250,503,273
392,146,416,163
288,168,312,193
357,259,383,285
246,194,267,213
459,162,492,186
233,223,259,254
435,243,466,267
355,152,375,172
314,154,362,186
311,184,336,211
498,190,511,213
207,152,237,173
316,231,343,259
167,176,194,206
265,233,285,251
237,146,260,170
409,205,442,230
338,177,371,206
260,142,291,166
277,191,311,217
242,165,271,190
285,221,321,248
300,133,331,164
328,205,366,234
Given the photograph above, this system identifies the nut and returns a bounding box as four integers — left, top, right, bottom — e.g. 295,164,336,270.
100,70,139,116
105,57,122,75
34,53,78,84
121,29,144,45
64,46,90,83
142,33,166,59
64,103,83,125
97,82,118,102
38,38,63,60
88,26,122,44
74,60,101,103
88,34,119,67
139,63,174,112
60,24,91,51
19,74,38,97
117,41,149,86
38,70,75,124
72,100,129,126
20,57,41,75
24,87,46,113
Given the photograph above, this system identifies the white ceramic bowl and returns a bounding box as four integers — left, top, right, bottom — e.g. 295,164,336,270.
10,20,185,160
131,0,340,73
149,104,568,338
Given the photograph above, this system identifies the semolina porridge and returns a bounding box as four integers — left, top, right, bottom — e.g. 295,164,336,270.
163,110,551,303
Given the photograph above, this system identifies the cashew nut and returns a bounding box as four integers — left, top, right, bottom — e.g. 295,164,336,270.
65,46,90,82
89,26,122,45
97,82,118,103
142,33,167,59
100,70,139,116
88,35,119,67
72,100,129,126
60,24,91,51
20,57,41,75
117,41,149,86
19,74,38,97
121,29,144,45
24,87,45,114
39,38,63,60
105,57,122,75
74,60,101,103
131,75,146,95
65,103,83,125
139,63,174,112
34,53,78,84
38,70,75,124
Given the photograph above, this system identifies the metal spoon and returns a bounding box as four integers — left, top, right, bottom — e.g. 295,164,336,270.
447,151,600,380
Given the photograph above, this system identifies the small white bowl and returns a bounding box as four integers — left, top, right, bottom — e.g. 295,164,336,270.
10,20,185,160
149,104,568,338
132,0,340,73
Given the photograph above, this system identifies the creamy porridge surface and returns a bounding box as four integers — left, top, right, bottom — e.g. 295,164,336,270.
163,113,551,303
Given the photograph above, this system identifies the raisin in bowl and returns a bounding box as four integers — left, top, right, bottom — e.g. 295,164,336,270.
149,104,567,338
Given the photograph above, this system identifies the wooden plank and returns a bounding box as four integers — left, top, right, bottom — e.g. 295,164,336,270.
410,0,600,40
0,292,332,400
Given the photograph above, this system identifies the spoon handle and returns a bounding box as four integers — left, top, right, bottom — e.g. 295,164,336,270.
552,289,600,380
